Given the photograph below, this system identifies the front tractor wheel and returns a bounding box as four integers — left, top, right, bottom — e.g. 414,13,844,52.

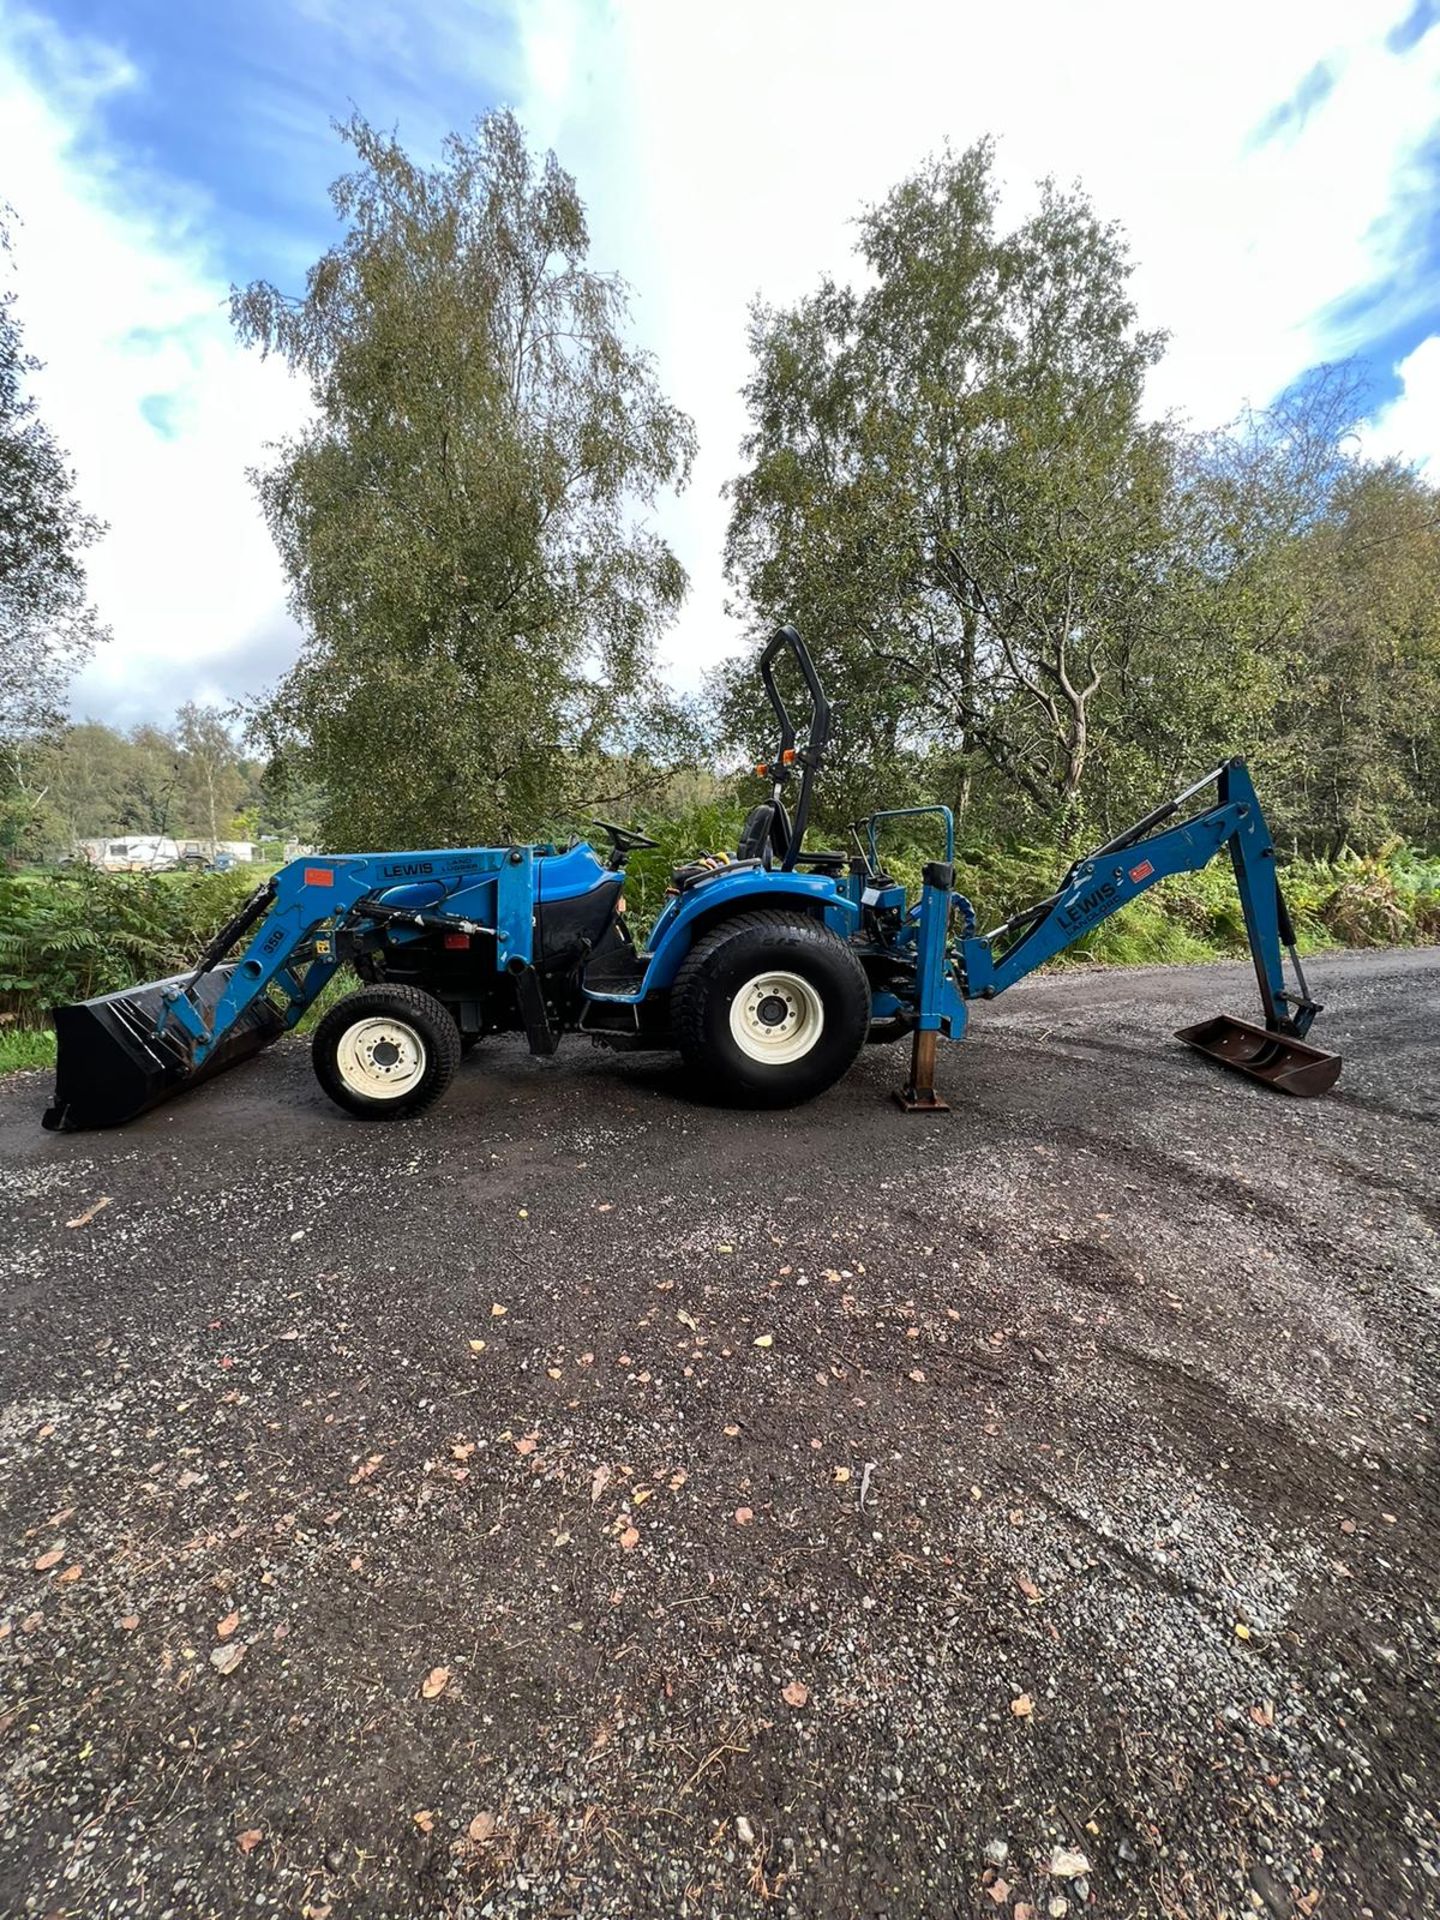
672,911,870,1107
312,984,461,1120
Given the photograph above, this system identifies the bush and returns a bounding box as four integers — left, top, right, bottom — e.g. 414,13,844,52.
1313,844,1440,948
0,1026,55,1073
0,866,264,1030
613,799,750,932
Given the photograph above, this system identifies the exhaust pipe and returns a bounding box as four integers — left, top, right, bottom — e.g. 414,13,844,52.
1175,1014,1342,1099
42,965,284,1133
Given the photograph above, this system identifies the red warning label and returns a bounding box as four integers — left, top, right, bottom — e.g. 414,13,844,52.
1128,859,1155,883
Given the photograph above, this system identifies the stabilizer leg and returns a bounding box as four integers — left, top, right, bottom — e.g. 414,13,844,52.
894,1029,950,1113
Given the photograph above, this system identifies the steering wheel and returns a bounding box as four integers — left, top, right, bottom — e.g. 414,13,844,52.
592,819,659,853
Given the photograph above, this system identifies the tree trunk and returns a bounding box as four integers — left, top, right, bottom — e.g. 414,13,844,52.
954,766,972,827
206,765,218,860
1060,705,1087,802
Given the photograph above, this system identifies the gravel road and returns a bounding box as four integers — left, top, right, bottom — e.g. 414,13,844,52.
1,947,1436,1920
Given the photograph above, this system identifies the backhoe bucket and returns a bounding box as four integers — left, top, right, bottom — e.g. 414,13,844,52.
42,966,284,1132
1175,1014,1341,1099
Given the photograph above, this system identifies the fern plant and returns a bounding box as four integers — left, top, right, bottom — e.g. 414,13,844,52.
0,867,261,1028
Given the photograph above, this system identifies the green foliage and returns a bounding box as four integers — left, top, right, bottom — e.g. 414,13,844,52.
8,713,319,858
723,140,1171,831
615,796,750,933
1304,844,1440,947
172,702,248,849
0,1025,54,1073
1266,462,1440,856
722,149,1440,866
0,865,263,1028
233,111,698,852
0,208,106,765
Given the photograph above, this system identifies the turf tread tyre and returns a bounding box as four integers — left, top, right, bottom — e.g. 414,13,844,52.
312,983,461,1121
672,909,869,1107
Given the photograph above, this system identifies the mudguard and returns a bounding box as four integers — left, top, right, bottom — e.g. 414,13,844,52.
587,866,859,1004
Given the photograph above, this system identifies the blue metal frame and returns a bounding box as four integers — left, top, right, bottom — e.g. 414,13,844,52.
161,846,537,1065
858,805,955,870
912,868,968,1038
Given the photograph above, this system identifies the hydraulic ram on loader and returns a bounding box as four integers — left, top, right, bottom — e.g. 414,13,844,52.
41,624,1339,1131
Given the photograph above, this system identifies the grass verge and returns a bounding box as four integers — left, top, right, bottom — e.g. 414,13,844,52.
0,1028,57,1075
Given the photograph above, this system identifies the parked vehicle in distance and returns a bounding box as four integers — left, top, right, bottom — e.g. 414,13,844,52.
178,843,245,872
72,835,182,873
69,837,255,874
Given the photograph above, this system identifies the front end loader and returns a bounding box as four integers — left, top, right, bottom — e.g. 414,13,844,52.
42,624,1340,1132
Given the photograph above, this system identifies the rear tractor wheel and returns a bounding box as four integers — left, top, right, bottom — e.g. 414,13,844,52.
672,910,869,1107
311,984,461,1120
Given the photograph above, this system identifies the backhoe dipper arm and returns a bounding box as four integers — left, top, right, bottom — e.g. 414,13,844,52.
958,760,1320,1038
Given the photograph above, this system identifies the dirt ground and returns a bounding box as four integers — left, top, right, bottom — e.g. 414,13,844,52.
1,947,1437,1920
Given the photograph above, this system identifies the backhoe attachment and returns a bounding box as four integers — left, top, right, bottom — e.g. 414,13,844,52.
952,759,1342,1101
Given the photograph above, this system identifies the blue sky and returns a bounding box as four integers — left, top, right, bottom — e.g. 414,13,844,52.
20,0,521,285
1,0,1438,723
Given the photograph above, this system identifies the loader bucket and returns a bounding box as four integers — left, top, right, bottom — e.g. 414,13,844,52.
1175,1014,1341,1099
42,965,284,1132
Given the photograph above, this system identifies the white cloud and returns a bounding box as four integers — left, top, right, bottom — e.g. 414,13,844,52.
510,0,1440,686
1361,335,1440,469
0,12,307,726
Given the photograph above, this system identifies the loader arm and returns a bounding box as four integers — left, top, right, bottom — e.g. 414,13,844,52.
43,846,540,1131
161,848,536,1065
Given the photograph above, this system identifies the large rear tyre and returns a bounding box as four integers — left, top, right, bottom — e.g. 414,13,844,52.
672,910,870,1107
312,984,461,1120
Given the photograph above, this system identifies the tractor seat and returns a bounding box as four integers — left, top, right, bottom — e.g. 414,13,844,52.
735,802,846,876
736,801,787,864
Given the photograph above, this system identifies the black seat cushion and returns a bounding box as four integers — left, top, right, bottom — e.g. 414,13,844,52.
736,800,794,864
736,803,776,862
671,857,760,892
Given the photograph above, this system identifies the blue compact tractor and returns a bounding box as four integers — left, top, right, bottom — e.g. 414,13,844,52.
43,625,1341,1132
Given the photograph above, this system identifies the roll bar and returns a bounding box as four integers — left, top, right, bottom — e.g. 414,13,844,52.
756,624,833,870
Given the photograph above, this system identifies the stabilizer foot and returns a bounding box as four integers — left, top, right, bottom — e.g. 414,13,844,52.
894,1029,950,1113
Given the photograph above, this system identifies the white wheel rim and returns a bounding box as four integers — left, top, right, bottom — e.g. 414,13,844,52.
333,1016,428,1099
728,970,825,1066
